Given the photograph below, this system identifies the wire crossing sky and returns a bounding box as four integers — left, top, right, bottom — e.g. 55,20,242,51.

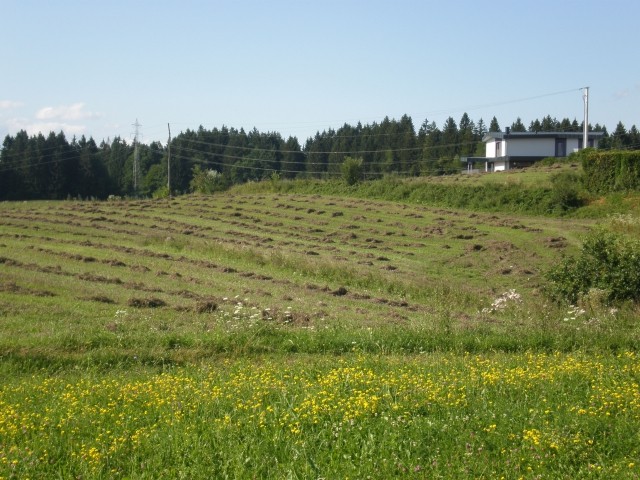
1,0,638,145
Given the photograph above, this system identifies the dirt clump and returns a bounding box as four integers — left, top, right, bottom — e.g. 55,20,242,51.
545,237,567,248
127,297,167,308
195,300,218,314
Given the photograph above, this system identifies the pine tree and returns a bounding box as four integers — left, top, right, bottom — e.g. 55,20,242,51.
398,115,417,175
282,136,305,178
611,122,629,149
628,125,640,149
441,117,459,161
529,119,542,132
459,113,476,156
489,116,501,132
474,118,487,138
510,117,526,132
420,121,441,174
541,115,559,131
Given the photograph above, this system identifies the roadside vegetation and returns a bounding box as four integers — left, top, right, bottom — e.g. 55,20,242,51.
1,165,639,478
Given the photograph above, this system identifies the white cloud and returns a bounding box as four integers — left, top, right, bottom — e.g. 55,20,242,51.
6,117,87,136
35,102,101,121
1,102,103,138
0,100,23,109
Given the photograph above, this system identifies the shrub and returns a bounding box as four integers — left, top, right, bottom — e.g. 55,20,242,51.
545,229,640,304
189,165,230,194
549,171,585,212
341,157,364,186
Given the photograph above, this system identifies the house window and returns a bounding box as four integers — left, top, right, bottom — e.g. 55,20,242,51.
496,140,501,156
555,138,566,157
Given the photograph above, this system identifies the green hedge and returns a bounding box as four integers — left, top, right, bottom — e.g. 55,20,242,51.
581,149,640,194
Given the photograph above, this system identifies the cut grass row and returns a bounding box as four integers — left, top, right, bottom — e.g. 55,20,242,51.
0,195,608,362
1,194,638,368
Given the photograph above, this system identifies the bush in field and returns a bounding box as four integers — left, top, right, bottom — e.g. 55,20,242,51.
152,185,169,199
545,229,640,304
549,170,585,211
341,156,364,186
189,165,229,194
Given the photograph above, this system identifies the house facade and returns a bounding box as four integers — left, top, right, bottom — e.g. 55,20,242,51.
462,130,604,172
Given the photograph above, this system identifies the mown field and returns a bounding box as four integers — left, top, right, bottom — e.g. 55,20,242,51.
1,183,639,478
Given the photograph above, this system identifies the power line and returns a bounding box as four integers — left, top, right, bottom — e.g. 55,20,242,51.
1,128,635,176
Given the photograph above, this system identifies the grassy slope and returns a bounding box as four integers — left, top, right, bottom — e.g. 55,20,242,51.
2,169,640,478
1,170,638,367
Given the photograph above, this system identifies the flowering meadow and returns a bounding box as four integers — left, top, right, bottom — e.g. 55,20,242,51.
2,192,640,478
2,352,639,479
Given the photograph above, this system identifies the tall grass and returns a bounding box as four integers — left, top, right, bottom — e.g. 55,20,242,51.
232,177,569,215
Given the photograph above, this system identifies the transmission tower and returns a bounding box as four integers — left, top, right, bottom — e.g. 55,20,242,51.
132,119,142,195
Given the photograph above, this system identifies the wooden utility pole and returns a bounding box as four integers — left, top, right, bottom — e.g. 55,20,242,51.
132,119,141,195
167,123,172,199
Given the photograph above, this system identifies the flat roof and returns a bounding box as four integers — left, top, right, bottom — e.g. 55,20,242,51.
483,131,605,142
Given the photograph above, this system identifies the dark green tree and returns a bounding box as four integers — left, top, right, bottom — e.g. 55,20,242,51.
282,136,305,178
0,133,25,200
628,125,640,149
541,115,559,131
610,122,629,149
440,116,459,161
474,118,487,138
420,121,441,174
459,113,476,156
143,163,166,196
510,117,526,132
571,118,581,132
305,130,332,177
397,115,418,175
559,118,572,132
529,119,542,132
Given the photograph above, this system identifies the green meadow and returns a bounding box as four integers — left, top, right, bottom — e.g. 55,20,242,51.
1,172,639,478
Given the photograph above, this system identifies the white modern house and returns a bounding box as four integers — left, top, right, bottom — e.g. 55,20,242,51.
462,129,605,172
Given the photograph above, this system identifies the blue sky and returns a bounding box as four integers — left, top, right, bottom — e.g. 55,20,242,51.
1,0,638,145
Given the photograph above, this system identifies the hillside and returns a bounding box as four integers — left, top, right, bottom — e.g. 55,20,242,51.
2,183,635,366
2,177,640,478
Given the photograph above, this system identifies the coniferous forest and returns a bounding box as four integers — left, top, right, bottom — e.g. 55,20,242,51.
1,113,638,200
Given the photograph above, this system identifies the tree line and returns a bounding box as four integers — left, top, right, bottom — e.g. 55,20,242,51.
0,113,637,200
